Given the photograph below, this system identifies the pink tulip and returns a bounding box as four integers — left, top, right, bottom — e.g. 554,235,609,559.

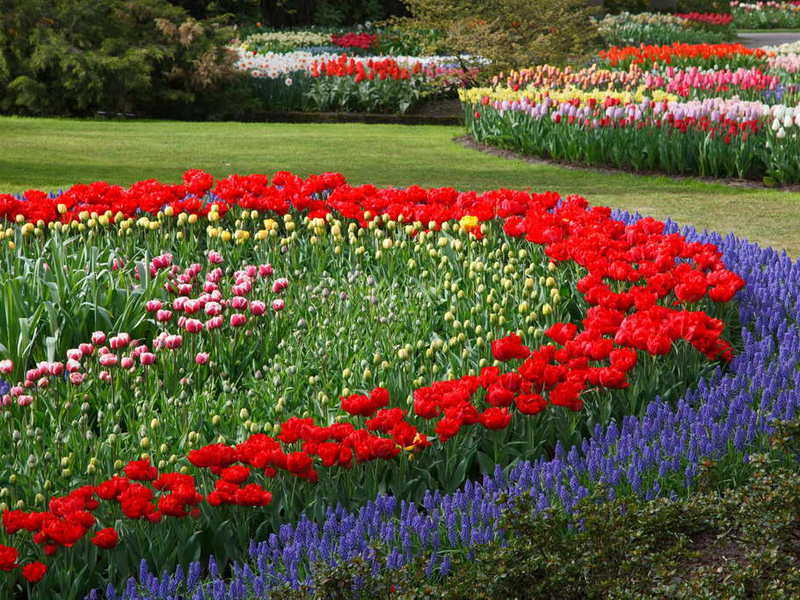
245,265,258,278
173,297,189,311
99,371,112,383
204,302,222,316
152,253,173,269
178,284,193,296
91,331,107,345
272,299,285,312
185,318,204,334
110,334,129,350
249,300,266,316
145,300,162,312
165,335,183,350
272,278,288,293
230,296,248,310
66,359,81,373
10,386,23,397
99,354,119,367
259,264,273,277
230,313,247,328
0,359,14,374
207,268,223,283
79,343,94,356
206,316,224,330
195,352,209,365
121,356,134,369
69,372,85,385
208,250,223,264
183,300,201,314
203,282,218,293
37,378,49,389
17,395,33,407
66,348,82,361
1,395,10,406
157,309,173,322
139,352,156,366
49,362,64,376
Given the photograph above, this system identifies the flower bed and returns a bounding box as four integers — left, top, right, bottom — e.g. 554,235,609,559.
597,12,735,46
234,24,483,115
731,1,800,29
598,43,769,70
91,198,800,599
0,170,745,597
239,27,428,57
237,49,481,114
462,42,800,184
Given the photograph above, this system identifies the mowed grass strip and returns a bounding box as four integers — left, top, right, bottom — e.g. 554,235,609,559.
1,116,798,256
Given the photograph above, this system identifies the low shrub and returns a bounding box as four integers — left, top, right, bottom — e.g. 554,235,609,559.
266,421,800,600
395,0,601,73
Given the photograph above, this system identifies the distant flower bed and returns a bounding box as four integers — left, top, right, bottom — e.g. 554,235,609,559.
462,43,800,184
233,25,487,115
597,12,735,46
236,48,482,114
731,1,800,29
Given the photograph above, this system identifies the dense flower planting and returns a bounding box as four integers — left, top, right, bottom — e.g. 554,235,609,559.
462,42,800,184
676,12,735,27
0,171,744,597
599,43,769,70
234,25,482,114
597,12,734,46
89,207,798,600
306,55,426,113
490,63,787,102
241,29,407,56
600,3,800,33
237,49,480,114
731,1,800,29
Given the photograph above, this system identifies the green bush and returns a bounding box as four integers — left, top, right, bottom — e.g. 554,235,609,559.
398,0,601,73
602,0,732,15
0,0,251,119
256,0,408,28
171,0,261,22
676,0,732,14
602,0,650,14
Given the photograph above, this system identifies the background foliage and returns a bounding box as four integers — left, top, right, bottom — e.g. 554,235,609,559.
0,0,253,119
396,0,601,73
602,0,731,14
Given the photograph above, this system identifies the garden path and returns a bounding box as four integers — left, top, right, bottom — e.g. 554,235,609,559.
737,31,800,48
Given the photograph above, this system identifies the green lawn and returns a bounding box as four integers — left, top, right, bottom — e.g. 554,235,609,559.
1,116,799,256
